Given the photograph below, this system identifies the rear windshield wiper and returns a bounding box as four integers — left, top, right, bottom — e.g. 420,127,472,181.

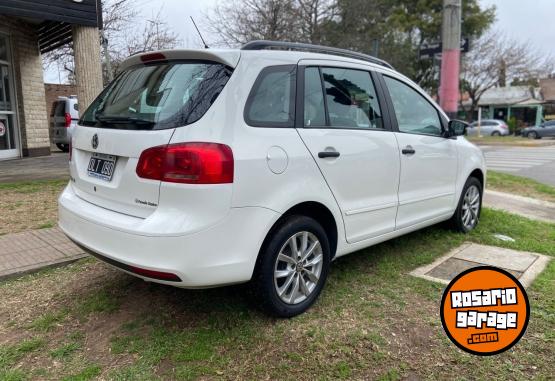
95,115,155,125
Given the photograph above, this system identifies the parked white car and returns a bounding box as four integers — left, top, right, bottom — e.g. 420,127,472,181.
466,119,510,136
59,42,486,317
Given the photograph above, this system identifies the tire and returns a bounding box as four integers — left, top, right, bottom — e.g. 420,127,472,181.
491,131,500,136
56,143,70,152
449,177,482,233
527,131,538,139
253,215,331,318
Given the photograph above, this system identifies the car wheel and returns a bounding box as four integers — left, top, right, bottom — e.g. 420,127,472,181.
528,131,538,139
449,177,482,233
56,143,70,152
253,215,331,318
491,131,500,136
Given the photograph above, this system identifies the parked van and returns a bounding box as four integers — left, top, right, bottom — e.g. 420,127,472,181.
51,96,78,152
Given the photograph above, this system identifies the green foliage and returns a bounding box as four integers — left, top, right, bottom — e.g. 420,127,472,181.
507,116,518,133
322,0,496,92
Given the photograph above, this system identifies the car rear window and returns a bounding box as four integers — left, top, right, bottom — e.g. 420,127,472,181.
80,61,232,130
244,65,296,128
51,101,66,117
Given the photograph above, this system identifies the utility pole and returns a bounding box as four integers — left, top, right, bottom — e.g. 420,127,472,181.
439,0,461,119
101,31,113,83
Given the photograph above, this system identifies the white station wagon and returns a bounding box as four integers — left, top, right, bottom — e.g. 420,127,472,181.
59,41,486,317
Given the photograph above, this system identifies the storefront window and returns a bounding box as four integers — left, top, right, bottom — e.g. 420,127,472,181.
0,65,11,111
0,35,7,62
0,114,15,150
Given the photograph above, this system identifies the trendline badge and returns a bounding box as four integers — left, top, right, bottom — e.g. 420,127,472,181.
440,266,529,356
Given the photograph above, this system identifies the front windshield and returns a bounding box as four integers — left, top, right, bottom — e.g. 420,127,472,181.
80,61,232,130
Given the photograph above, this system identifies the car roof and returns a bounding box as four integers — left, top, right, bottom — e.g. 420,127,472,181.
119,47,398,76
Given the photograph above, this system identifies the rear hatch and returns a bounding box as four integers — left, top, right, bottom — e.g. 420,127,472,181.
70,51,237,218
51,100,67,138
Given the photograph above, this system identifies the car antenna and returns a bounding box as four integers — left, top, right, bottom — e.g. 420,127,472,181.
190,16,209,49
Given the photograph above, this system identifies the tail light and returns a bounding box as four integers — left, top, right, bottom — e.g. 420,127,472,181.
501,123,508,129
64,112,71,128
136,142,234,184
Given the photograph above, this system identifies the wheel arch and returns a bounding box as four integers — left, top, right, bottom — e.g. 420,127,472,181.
257,201,339,264
469,168,484,190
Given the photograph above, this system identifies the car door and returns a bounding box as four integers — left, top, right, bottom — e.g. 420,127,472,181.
380,74,458,229
296,62,400,243
545,121,555,137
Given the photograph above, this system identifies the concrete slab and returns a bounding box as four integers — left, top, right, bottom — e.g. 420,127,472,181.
0,227,86,281
483,190,555,224
410,242,551,287
452,244,537,272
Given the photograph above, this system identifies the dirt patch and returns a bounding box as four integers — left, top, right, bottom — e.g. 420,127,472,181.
0,180,67,235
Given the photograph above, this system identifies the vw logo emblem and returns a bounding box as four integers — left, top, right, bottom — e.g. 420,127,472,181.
91,134,99,149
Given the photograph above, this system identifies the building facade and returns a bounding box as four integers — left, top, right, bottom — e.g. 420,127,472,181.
0,0,103,160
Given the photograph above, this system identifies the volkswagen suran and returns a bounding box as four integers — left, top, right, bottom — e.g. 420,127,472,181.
59,41,486,317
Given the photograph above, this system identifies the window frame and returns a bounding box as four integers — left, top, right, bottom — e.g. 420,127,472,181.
296,65,392,132
378,73,448,137
244,64,297,128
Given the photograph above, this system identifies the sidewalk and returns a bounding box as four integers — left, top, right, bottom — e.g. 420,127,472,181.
0,152,69,183
483,190,555,224
0,227,86,281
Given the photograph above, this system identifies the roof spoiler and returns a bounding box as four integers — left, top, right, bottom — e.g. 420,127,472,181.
119,49,241,71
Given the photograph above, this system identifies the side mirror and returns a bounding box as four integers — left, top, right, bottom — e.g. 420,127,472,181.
448,119,469,137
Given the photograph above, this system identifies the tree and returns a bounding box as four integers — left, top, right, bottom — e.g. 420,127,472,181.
204,0,336,46
106,8,181,77
43,0,181,84
205,0,495,95
323,0,495,92
459,29,554,121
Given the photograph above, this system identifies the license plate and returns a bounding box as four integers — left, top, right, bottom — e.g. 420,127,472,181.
87,153,117,181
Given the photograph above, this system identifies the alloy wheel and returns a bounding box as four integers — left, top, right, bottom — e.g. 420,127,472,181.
461,185,480,230
273,231,323,305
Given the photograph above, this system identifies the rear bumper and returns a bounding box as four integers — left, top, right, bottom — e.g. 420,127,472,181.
52,127,70,144
58,184,280,288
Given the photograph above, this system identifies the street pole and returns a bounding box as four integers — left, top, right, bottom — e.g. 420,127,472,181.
439,0,461,119
477,107,482,137
101,30,113,83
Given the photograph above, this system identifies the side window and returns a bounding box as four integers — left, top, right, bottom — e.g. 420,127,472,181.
384,76,442,136
304,67,326,127
245,65,296,127
321,67,383,129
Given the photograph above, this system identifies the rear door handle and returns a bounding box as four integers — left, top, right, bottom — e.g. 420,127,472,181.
318,151,340,159
402,146,415,155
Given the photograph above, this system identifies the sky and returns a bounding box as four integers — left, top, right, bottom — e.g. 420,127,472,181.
44,0,555,83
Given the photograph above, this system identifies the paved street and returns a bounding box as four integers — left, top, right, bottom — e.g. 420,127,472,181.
481,145,555,186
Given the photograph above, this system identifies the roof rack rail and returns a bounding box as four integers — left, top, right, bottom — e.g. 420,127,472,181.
241,40,394,70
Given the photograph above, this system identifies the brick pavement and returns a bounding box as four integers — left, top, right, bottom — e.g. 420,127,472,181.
0,227,86,281
0,152,69,183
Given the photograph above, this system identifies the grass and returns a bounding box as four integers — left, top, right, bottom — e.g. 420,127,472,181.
0,207,553,380
0,179,67,235
487,170,555,203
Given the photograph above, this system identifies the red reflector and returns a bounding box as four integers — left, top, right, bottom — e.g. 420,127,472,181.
128,266,181,282
136,142,234,184
140,52,167,63
64,112,71,128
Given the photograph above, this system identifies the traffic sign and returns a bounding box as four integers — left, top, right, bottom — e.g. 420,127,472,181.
419,38,469,59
